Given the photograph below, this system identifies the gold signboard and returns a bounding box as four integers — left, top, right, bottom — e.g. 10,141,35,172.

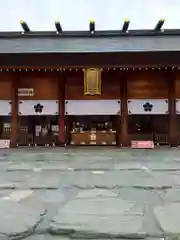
18,88,34,96
84,68,101,95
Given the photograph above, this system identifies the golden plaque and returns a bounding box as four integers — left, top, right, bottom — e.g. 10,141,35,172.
84,68,101,95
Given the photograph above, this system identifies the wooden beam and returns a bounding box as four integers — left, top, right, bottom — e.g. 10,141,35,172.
58,74,66,146
168,68,177,146
10,75,18,147
0,52,180,69
120,74,129,146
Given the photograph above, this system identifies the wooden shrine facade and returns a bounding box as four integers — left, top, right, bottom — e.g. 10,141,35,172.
0,67,178,147
1,21,180,147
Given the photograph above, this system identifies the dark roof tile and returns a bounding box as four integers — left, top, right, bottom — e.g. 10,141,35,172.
0,30,180,54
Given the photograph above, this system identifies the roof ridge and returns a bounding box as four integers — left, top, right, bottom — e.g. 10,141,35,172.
0,29,180,38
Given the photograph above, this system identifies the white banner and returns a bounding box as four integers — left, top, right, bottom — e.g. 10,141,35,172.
18,100,59,116
65,100,120,115
128,99,168,115
176,99,180,114
0,101,11,116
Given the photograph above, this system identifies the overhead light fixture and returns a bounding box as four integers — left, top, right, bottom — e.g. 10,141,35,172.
20,20,30,32
89,19,95,33
55,20,62,33
122,19,130,32
154,19,165,31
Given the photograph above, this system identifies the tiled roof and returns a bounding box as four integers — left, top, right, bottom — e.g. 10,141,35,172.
0,29,180,54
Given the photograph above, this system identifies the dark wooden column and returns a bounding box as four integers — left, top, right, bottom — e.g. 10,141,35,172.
10,75,18,148
59,75,66,146
168,68,177,146
120,74,129,146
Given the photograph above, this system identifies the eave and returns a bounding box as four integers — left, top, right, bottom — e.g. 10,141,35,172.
0,51,180,68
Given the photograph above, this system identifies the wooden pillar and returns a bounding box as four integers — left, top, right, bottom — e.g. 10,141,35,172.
168,68,177,146
120,74,129,146
10,77,18,148
59,75,66,146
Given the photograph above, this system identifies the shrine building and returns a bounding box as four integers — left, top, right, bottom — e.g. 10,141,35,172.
0,19,179,147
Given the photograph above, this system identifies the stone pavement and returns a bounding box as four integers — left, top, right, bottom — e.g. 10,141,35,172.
0,147,180,239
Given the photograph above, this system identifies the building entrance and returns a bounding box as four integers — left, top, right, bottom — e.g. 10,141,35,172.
18,115,59,146
128,115,169,145
65,99,120,146
0,116,12,140
17,100,59,146
68,115,117,146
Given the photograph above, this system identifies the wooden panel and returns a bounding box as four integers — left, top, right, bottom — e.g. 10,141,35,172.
70,131,116,145
152,116,168,133
18,73,59,100
128,71,168,98
66,72,120,100
0,73,12,99
175,72,180,98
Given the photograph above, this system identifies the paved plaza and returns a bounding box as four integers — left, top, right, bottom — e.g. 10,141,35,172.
0,147,180,239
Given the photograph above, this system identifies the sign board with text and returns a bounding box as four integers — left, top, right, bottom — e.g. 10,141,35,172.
18,88,34,96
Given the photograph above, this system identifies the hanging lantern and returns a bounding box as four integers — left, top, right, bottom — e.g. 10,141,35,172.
84,68,101,95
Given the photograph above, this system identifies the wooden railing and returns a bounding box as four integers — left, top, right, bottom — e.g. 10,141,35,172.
154,133,169,145
176,136,180,146
129,133,169,145
18,127,31,146
0,127,11,139
0,126,59,146
0,127,173,146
